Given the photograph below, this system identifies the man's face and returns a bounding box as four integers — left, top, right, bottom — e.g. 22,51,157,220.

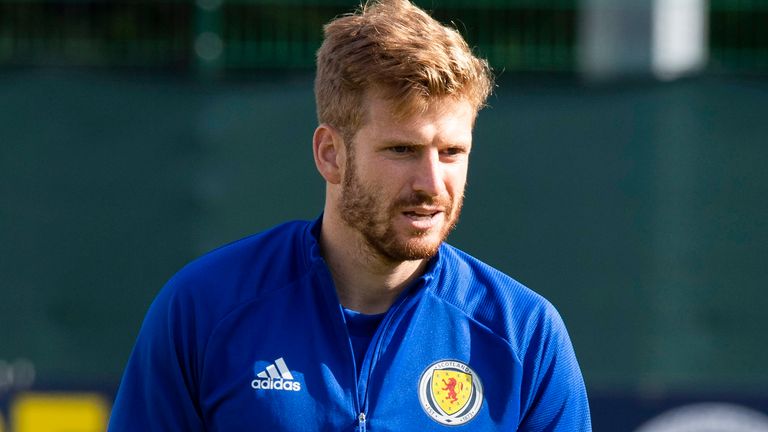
338,93,475,262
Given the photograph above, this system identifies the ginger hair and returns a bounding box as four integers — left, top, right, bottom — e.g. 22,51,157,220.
315,0,493,141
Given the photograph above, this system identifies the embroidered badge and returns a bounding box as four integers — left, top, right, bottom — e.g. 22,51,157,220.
418,360,483,425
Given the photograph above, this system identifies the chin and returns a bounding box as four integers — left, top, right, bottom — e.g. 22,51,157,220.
394,236,443,261
364,216,457,262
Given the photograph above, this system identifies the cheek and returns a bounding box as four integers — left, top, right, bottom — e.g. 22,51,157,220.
445,167,468,194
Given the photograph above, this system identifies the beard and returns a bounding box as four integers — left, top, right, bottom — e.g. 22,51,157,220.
338,153,462,263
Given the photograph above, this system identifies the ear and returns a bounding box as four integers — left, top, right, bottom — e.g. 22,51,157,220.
313,124,345,185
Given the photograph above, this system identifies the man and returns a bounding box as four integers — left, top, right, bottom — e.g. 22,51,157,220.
108,0,591,430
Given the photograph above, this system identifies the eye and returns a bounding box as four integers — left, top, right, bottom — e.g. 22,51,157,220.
389,145,413,154
441,147,466,157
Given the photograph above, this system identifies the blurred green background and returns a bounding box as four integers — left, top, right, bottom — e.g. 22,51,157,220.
1,0,767,430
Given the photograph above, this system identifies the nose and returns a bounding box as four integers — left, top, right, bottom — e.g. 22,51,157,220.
411,149,444,197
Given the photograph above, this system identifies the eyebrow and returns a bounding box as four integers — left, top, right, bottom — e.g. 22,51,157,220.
381,139,471,148
381,139,423,147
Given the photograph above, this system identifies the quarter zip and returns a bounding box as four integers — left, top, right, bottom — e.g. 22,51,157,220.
305,220,367,425
355,277,426,428
310,261,365,425
358,412,367,432
305,220,442,431
314,263,429,429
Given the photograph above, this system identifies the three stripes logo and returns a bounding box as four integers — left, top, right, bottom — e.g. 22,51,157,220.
251,357,302,392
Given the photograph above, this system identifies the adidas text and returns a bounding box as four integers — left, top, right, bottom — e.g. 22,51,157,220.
251,378,301,392
252,358,301,392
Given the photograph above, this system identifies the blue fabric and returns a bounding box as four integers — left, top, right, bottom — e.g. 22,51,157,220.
108,218,591,431
343,308,386,377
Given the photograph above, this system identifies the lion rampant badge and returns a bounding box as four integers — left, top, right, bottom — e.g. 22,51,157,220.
418,360,483,425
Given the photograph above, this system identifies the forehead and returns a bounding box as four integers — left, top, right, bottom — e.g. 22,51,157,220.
358,91,476,144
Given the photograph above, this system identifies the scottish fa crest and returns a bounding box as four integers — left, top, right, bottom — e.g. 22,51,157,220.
418,360,483,425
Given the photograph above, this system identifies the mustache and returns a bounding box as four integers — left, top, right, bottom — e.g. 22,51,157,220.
393,192,452,210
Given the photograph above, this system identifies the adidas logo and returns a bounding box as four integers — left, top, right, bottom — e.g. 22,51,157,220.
251,357,301,392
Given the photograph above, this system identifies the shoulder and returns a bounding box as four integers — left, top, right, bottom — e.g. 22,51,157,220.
148,219,314,335
430,244,568,355
171,220,311,294
430,245,591,428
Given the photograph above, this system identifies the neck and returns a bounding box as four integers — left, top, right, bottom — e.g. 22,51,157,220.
319,210,428,314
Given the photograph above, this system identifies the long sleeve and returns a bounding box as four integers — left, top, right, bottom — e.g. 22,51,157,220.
517,304,592,431
108,281,206,431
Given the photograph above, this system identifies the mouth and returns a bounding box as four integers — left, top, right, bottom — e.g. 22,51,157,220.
403,204,442,215
401,208,444,224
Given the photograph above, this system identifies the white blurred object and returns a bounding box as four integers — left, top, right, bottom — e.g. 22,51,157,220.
580,0,708,81
636,403,768,432
652,0,708,80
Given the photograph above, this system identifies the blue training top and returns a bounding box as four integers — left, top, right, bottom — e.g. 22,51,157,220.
108,218,591,431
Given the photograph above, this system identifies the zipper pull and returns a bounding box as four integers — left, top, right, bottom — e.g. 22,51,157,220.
358,412,367,432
